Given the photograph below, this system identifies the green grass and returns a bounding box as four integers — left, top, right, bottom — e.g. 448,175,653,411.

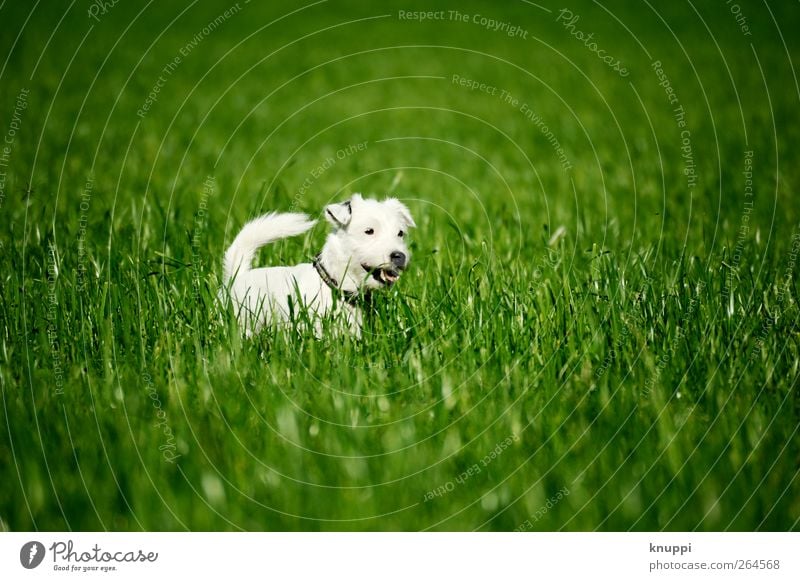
1,0,799,531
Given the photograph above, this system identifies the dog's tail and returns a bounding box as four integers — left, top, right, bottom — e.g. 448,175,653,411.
223,212,317,283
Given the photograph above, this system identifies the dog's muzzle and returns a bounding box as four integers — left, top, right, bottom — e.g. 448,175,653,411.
390,251,407,268
361,263,403,285
361,252,407,286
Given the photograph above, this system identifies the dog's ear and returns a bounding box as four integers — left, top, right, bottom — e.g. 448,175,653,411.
324,200,352,228
386,198,416,229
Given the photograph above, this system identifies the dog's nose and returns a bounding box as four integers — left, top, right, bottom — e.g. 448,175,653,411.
390,251,407,268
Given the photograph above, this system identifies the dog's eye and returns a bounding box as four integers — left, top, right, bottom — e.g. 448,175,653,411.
398,230,405,238
364,228,374,235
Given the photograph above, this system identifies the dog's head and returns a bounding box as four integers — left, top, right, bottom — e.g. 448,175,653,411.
323,193,415,291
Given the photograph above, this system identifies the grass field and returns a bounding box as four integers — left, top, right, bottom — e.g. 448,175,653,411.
1,0,799,531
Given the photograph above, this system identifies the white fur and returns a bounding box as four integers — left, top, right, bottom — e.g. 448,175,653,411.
221,194,415,334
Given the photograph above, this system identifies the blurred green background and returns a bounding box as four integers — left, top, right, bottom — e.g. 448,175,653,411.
0,0,798,530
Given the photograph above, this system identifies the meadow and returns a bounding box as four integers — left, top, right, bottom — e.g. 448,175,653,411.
1,0,798,531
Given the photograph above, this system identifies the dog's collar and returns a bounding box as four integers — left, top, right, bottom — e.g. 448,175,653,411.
313,255,366,306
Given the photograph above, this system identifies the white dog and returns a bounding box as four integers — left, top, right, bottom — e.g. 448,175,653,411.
222,194,415,334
